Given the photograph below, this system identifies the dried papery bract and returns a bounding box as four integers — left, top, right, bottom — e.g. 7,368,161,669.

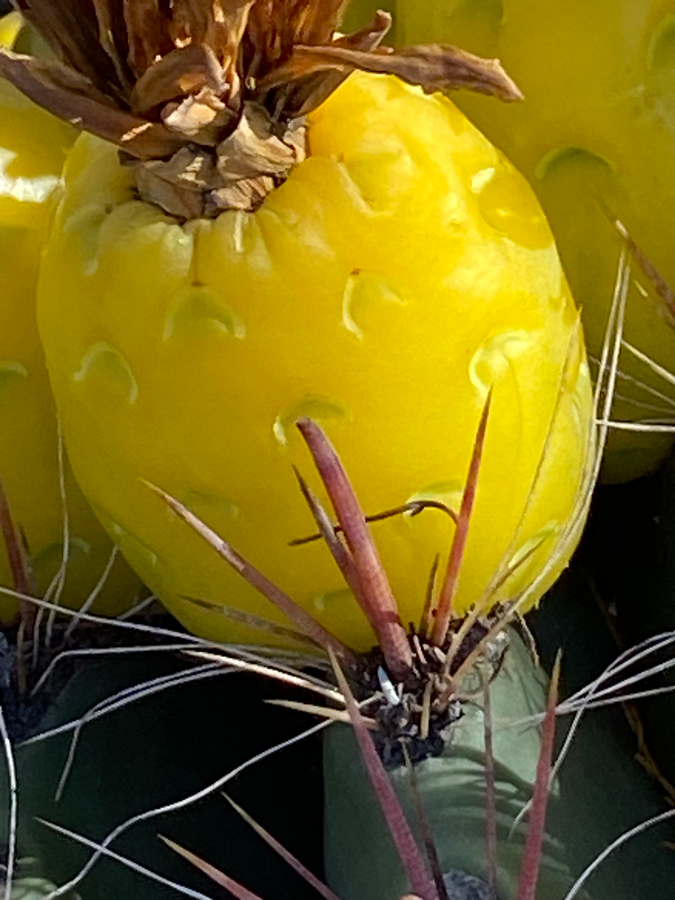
1,0,522,217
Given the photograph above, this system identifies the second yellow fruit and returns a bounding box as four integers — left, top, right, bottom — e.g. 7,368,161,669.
0,15,141,618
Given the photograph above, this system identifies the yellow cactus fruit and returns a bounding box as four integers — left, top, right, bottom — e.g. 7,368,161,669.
1,3,594,649
0,15,141,618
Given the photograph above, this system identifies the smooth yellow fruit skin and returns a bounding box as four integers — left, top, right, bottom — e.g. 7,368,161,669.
397,0,675,481
0,53,141,617
38,73,592,650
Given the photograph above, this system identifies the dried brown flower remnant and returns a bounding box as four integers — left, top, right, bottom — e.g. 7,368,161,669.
1,0,521,217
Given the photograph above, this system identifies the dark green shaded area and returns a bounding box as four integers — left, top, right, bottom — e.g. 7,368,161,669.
531,469,675,900
0,654,324,900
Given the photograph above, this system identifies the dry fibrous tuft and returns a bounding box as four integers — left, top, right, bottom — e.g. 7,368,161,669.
1,0,521,215
358,618,508,769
